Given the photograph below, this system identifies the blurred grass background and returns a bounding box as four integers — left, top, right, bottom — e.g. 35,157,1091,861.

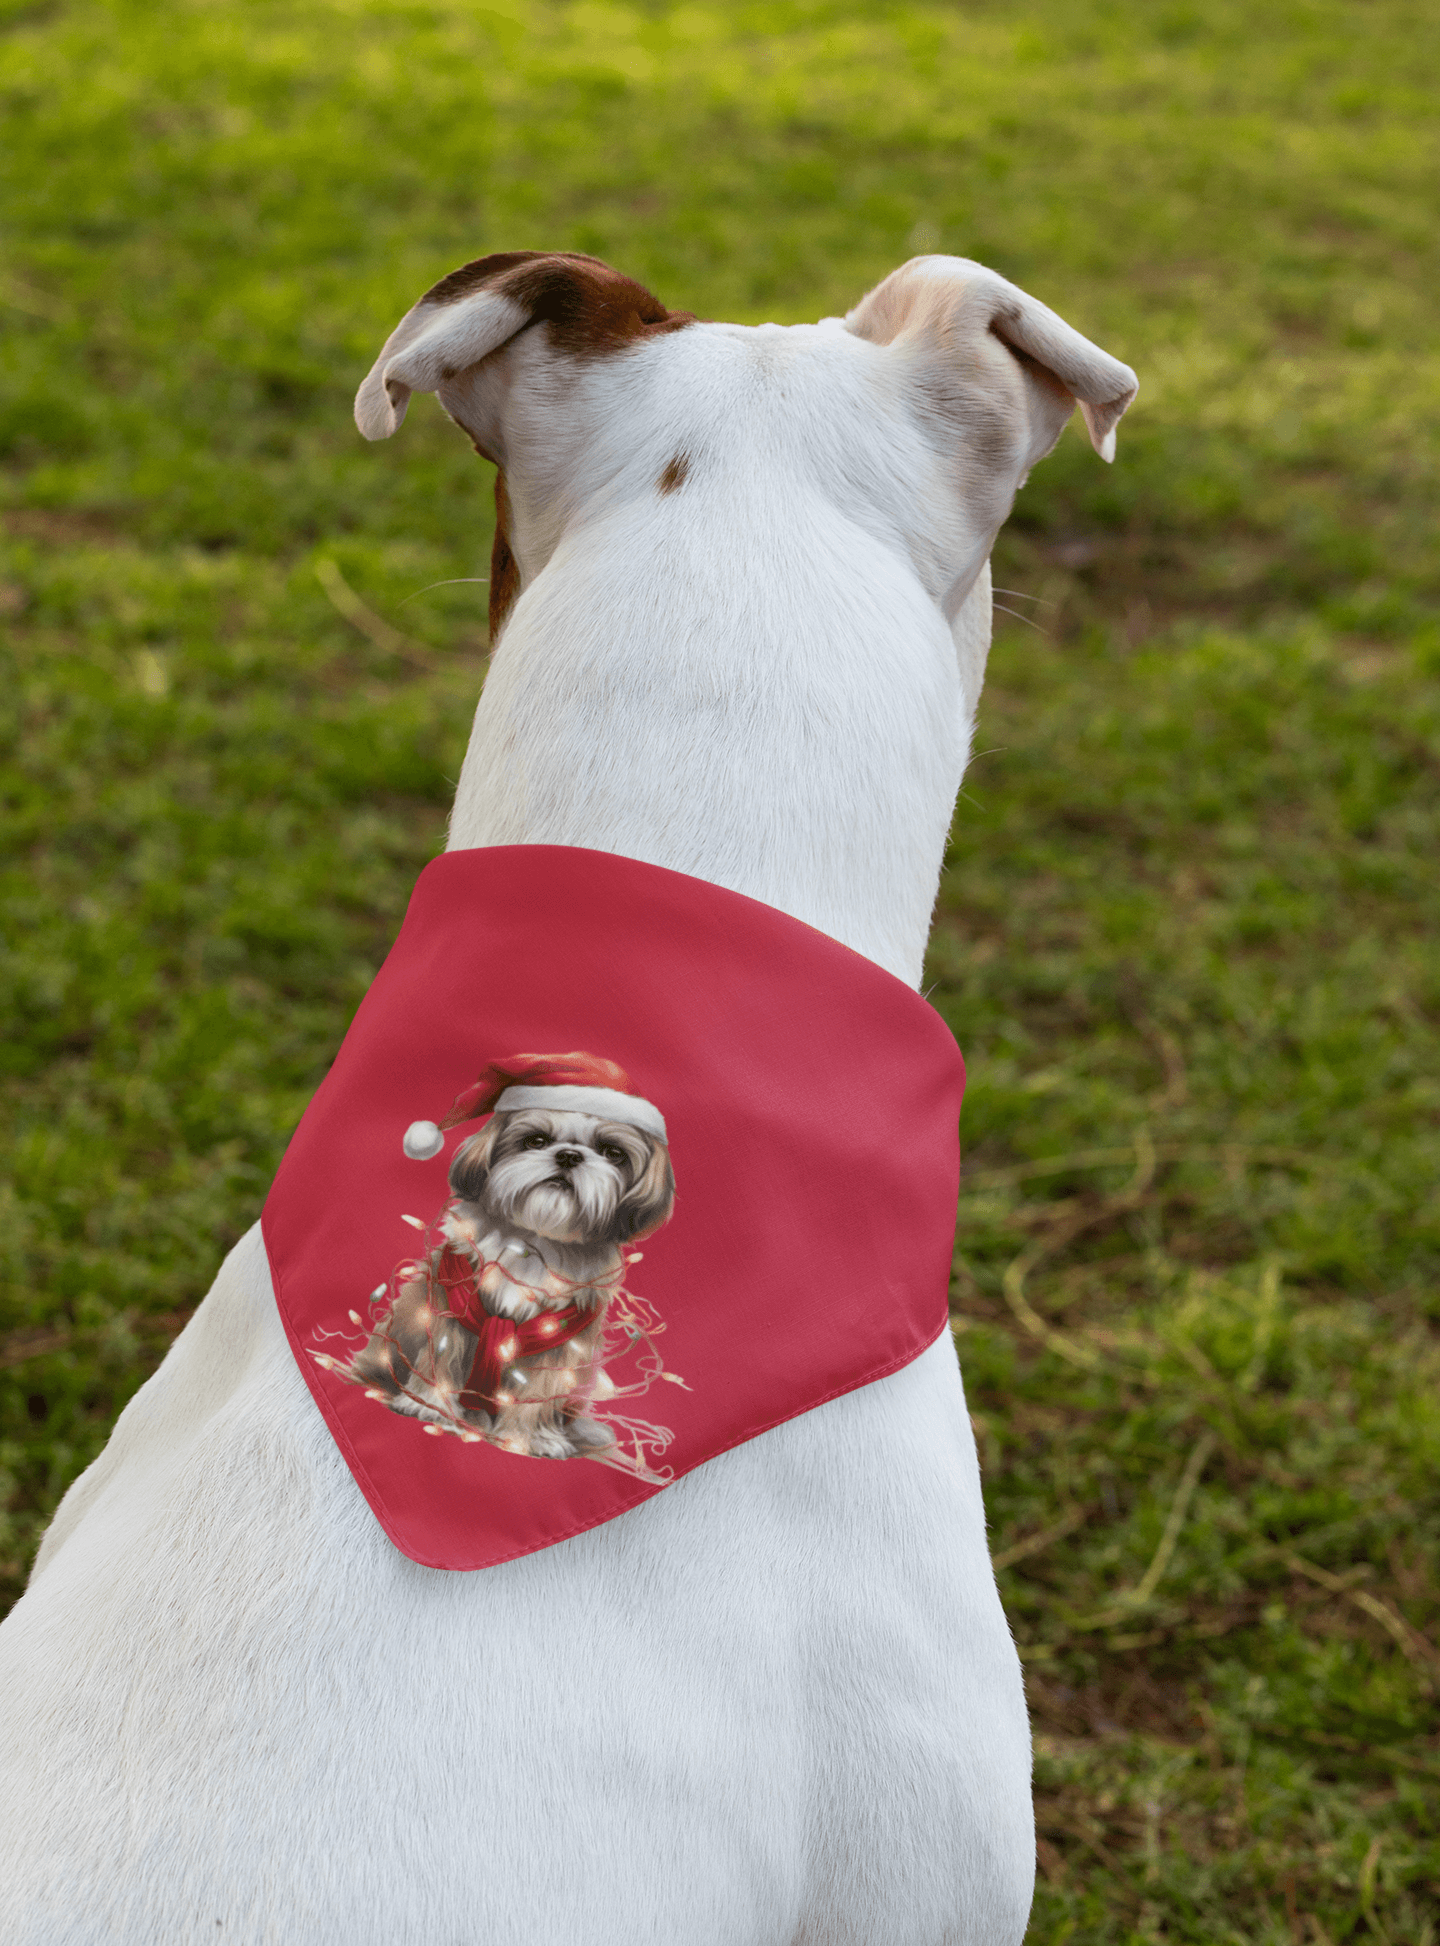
1,1,1437,1939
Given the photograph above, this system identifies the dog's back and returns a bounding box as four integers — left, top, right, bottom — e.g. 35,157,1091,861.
0,252,1134,1945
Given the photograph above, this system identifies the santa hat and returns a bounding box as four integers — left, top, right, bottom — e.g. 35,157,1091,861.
402,1051,666,1160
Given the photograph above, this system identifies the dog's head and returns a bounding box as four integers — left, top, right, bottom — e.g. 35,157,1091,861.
353,248,1136,678
449,1106,674,1247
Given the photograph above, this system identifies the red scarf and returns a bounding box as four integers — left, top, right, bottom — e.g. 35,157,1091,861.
430,1246,594,1409
264,847,964,1570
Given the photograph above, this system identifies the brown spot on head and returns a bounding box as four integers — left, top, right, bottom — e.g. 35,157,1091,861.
421,250,694,359
657,453,690,495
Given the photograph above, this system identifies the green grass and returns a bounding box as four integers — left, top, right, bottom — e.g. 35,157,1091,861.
2,1,1437,1938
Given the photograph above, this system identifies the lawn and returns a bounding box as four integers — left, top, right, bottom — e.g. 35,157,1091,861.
2,1,1437,1939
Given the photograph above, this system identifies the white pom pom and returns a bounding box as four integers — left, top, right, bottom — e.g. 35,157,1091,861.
402,1119,444,1161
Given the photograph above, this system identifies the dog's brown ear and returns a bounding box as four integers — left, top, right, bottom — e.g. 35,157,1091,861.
355,251,694,441
615,1141,676,1243
448,1121,499,1204
844,256,1137,465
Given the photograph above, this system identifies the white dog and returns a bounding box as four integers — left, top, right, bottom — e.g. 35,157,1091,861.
0,251,1135,1943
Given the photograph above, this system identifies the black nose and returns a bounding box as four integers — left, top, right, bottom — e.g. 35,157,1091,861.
553,1147,584,1171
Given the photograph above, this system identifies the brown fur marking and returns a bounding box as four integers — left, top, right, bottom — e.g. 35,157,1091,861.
489,470,521,645
421,250,695,359
423,251,553,306
657,453,689,495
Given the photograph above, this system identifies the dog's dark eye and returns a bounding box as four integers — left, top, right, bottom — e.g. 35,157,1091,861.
599,1143,626,1165
522,1133,551,1150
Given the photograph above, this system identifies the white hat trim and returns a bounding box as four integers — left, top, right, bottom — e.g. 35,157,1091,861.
494,1084,667,1141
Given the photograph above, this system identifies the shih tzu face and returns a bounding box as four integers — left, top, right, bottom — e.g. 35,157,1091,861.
449,1108,674,1246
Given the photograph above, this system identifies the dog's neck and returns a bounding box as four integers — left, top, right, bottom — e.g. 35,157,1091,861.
444,470,990,989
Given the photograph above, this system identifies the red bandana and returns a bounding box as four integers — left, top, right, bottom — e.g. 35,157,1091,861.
263,847,965,1570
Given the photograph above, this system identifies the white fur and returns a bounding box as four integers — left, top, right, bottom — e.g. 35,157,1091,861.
494,1082,666,1139
0,256,1135,1943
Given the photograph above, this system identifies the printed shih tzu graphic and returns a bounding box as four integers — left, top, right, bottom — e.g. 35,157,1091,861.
312,1053,684,1482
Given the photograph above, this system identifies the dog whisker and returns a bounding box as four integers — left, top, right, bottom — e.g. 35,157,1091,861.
397,577,492,607
991,586,1057,608
992,601,1050,635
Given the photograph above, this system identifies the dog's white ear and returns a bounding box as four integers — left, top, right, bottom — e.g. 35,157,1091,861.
355,251,694,442
844,256,1137,464
356,272,529,441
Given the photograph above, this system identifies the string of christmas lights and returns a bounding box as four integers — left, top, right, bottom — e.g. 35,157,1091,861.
311,1201,684,1481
